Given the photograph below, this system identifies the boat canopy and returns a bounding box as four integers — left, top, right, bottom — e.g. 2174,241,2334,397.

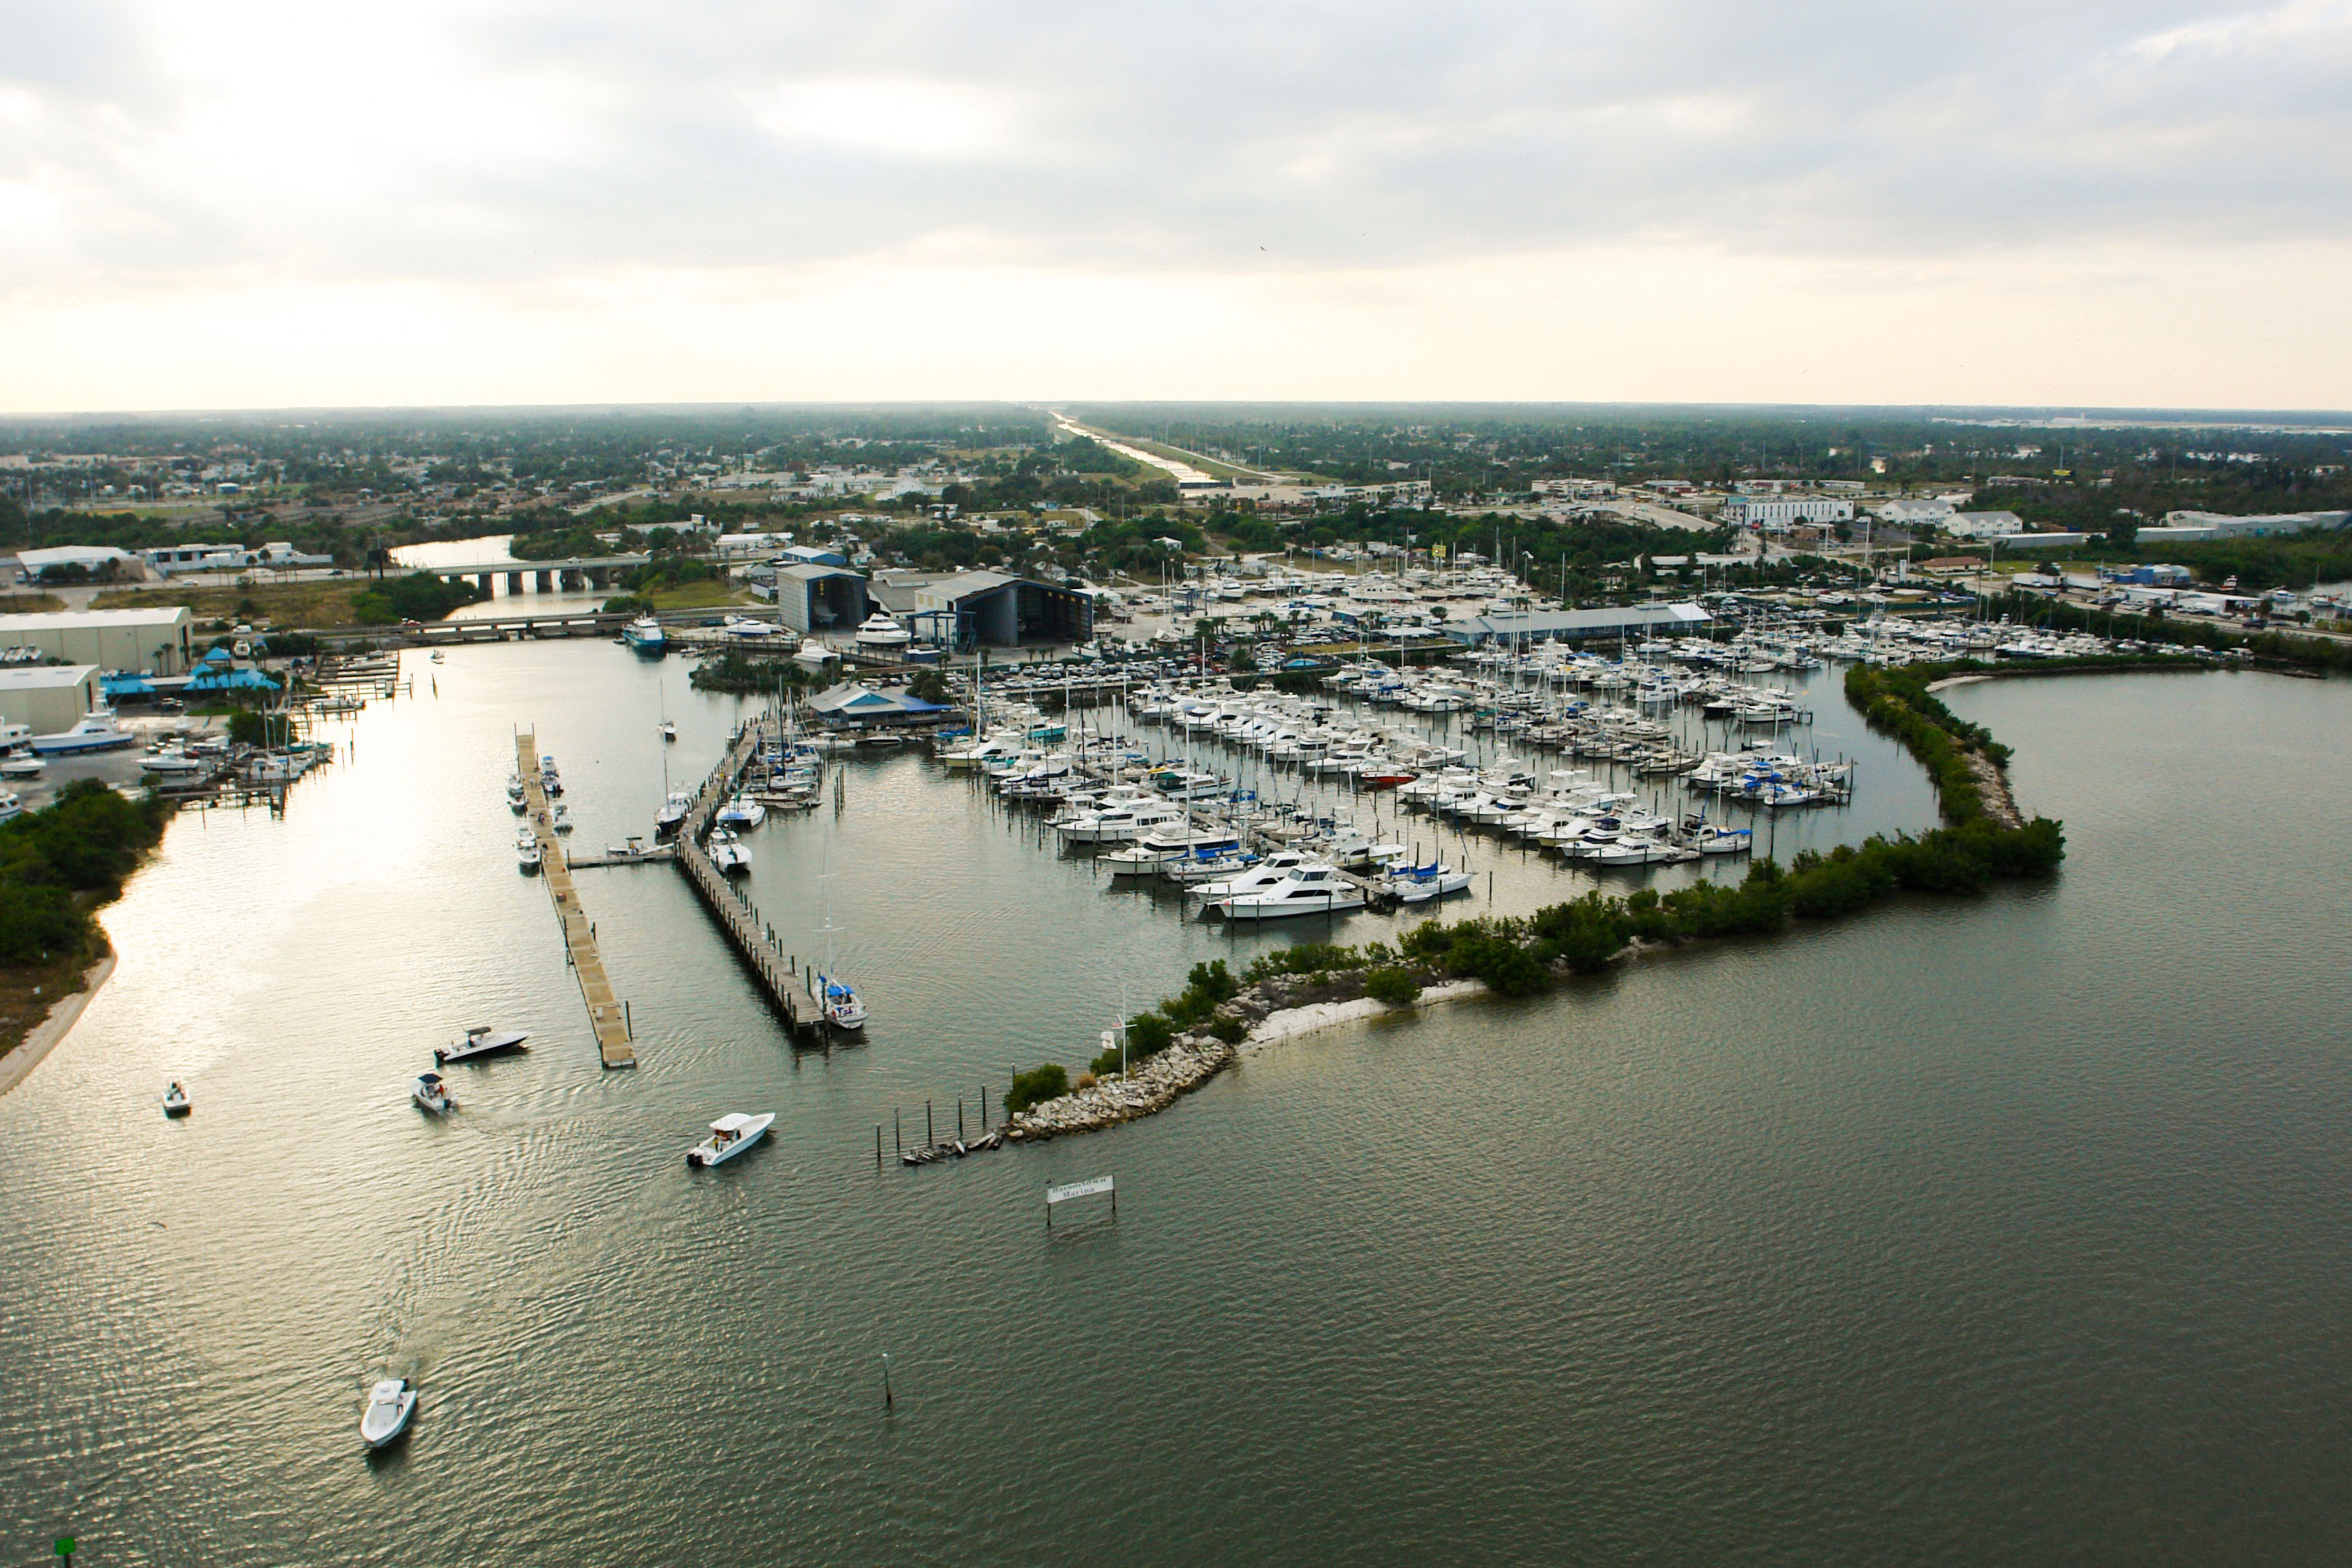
417,1072,443,1085
711,1112,758,1133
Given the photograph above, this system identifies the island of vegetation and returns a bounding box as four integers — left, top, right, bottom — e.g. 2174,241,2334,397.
0,781,174,1072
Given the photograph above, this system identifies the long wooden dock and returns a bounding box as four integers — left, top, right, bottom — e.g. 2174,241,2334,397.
518,732,637,1069
673,716,823,1040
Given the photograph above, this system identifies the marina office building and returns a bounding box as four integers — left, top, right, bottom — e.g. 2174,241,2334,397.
0,664,103,732
0,607,196,675
871,569,1096,650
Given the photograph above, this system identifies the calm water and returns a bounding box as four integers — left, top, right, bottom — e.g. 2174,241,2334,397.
4,653,2349,1564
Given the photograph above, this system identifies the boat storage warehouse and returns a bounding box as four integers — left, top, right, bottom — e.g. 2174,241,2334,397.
774,565,872,637
0,607,196,675
912,571,1093,648
0,665,103,733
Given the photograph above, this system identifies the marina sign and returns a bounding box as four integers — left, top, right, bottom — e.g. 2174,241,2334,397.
1047,1175,1114,1205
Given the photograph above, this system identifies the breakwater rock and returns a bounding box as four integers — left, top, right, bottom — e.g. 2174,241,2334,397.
1005,1033,1239,1140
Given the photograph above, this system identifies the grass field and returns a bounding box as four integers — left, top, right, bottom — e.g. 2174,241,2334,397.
93,580,372,627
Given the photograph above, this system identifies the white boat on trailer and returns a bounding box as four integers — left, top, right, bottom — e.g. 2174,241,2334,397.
688,1111,774,1167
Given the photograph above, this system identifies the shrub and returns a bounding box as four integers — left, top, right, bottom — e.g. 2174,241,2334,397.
1206,1016,1248,1044
1124,1012,1176,1059
1362,966,1421,1007
1003,1063,1069,1117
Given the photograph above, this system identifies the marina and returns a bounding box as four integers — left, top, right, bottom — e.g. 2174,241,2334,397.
514,731,636,1069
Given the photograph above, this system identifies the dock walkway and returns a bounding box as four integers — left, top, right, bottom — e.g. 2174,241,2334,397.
673,717,822,1039
518,732,637,1069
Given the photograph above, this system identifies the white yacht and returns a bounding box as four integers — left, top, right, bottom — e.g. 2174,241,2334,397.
361,1378,417,1449
715,793,766,829
142,747,206,776
412,1073,455,1114
0,753,42,780
31,709,136,755
1054,796,1184,845
687,1111,774,1168
1189,851,1317,899
436,1026,529,1065
1101,844,1172,877
854,613,912,650
708,826,751,875
1205,864,1365,921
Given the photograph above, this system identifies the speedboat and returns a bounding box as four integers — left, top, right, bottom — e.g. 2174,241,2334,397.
0,752,42,779
550,803,574,834
162,1082,190,1117
142,747,206,776
1385,860,1474,904
654,790,691,837
412,1073,455,1114
31,709,137,755
854,613,912,650
622,616,667,656
708,826,751,875
361,1378,417,1449
436,1026,529,1065
820,974,867,1031
715,792,766,829
429,651,446,663
0,791,20,824
506,776,527,812
1693,824,1753,856
687,1111,774,1168
516,831,542,874
1101,844,1172,878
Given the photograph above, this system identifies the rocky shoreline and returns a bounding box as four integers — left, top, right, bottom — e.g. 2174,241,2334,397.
1005,972,1490,1141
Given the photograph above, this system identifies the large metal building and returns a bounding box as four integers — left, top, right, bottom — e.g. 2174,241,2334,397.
773,565,872,637
0,665,103,733
910,570,1093,650
0,607,196,674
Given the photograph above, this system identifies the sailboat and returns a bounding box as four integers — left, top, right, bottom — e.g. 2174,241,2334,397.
815,855,866,1032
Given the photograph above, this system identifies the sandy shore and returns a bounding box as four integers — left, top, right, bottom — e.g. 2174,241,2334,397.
0,950,116,1099
1240,978,1489,1054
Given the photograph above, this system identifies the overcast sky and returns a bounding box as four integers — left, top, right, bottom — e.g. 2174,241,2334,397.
4,0,2349,411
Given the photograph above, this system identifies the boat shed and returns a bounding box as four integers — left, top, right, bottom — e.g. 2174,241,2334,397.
1443,602,1713,647
0,664,102,733
805,680,949,729
0,606,196,674
911,569,1093,650
774,565,871,637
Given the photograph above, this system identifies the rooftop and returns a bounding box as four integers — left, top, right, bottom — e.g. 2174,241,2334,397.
0,606,193,632
0,663,99,690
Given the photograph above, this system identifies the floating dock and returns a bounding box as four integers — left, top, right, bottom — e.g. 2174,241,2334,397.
517,731,637,1069
673,716,823,1040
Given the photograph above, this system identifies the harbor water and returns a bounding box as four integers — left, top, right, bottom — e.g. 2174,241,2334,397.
3,648,2348,1564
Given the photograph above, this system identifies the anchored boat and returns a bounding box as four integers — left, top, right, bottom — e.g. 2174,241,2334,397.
436,1026,529,1065
688,1111,774,1168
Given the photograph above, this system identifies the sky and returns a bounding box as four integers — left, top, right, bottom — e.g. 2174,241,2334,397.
3,0,2350,413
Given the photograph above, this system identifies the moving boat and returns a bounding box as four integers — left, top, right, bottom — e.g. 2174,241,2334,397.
654,790,691,837
622,616,667,656
162,1081,190,1117
854,613,912,650
361,1378,417,1449
412,1073,455,1114
687,1111,774,1168
436,1026,529,1065
707,826,751,875
31,709,137,755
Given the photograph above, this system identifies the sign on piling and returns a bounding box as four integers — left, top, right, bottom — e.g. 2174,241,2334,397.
1045,1175,1115,1226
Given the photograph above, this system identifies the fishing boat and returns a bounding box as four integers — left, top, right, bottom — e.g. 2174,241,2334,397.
707,826,751,875
654,790,692,837
412,1073,455,1114
31,709,136,755
436,1026,529,1065
361,1378,417,1449
687,1111,775,1168
506,775,528,811
162,1082,190,1117
516,831,542,874
622,615,667,656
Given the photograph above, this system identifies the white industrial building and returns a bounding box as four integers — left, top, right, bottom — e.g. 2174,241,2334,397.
0,607,196,675
1945,511,2028,540
15,546,147,582
0,665,103,733
1717,495,1854,529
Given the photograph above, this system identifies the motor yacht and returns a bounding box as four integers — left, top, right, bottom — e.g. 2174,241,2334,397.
687,1111,774,1168
1205,864,1366,921
516,831,542,874
412,1073,455,1114
361,1378,417,1449
854,613,912,650
1101,844,1173,877
707,826,751,875
31,709,136,755
1187,850,1315,898
436,1026,529,1065
162,1081,190,1117
622,616,667,656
